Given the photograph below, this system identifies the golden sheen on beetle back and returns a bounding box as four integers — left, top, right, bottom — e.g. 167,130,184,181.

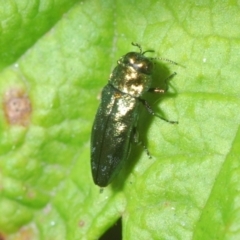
109,52,153,97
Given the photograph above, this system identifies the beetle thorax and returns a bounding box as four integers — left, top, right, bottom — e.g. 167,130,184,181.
109,52,153,97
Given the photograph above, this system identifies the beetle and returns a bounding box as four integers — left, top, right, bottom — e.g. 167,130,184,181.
91,42,178,187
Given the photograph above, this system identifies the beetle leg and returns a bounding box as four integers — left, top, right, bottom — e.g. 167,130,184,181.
139,98,178,124
147,87,165,93
131,127,152,158
148,72,177,93
131,127,139,144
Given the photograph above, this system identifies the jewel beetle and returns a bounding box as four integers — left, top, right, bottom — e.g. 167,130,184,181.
91,42,178,187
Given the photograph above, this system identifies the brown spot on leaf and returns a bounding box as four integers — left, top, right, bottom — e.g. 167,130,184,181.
0,233,5,240
17,227,36,240
79,220,85,227
3,89,32,126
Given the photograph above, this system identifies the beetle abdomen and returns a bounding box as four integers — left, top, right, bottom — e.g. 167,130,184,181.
91,84,139,187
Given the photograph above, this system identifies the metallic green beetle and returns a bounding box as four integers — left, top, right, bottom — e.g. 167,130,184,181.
91,43,177,187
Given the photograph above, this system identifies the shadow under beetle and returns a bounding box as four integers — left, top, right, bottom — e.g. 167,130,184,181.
91,42,178,187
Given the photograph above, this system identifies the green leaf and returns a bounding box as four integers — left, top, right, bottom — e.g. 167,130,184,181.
0,0,78,70
0,0,239,239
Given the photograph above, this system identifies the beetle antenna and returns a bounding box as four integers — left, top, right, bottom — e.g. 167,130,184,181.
131,42,142,54
131,43,185,67
149,57,178,66
131,42,155,55
142,49,155,55
151,57,186,67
